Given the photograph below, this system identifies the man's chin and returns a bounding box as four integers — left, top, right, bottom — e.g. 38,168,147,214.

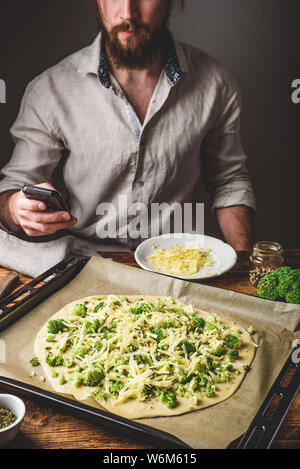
117,34,145,48
115,40,147,56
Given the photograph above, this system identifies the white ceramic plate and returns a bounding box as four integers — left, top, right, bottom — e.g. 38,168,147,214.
135,233,237,280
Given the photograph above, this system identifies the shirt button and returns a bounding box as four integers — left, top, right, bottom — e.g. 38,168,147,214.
137,180,144,187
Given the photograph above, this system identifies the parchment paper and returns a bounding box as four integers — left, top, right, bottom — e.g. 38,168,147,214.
0,257,299,449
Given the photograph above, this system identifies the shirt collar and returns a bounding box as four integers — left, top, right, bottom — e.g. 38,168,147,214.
77,32,189,88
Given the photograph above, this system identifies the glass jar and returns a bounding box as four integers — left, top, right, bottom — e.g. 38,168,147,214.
249,241,284,287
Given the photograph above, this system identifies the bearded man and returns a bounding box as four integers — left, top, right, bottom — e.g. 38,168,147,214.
0,0,255,253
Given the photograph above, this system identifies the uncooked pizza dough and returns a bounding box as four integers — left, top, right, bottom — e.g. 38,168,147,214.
35,295,255,419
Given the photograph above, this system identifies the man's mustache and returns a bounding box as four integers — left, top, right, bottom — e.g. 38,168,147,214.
111,21,150,35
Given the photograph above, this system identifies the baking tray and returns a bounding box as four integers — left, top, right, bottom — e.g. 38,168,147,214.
0,255,299,449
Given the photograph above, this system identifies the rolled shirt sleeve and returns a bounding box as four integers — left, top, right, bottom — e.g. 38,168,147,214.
0,78,64,195
201,71,256,213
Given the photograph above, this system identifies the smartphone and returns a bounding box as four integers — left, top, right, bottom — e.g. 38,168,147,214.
22,185,69,213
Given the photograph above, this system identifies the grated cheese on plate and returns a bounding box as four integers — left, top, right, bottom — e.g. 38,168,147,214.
147,244,213,276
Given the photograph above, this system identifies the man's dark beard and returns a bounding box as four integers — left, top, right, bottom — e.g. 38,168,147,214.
102,22,170,70
97,6,172,70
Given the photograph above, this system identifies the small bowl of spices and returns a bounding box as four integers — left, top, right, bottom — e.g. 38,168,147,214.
0,394,26,446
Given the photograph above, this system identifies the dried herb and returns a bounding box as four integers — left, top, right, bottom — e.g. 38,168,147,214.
0,407,17,429
249,265,276,287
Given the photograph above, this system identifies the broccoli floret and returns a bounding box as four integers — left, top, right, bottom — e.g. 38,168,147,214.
30,357,40,366
228,349,239,362
286,285,300,305
191,315,206,329
206,356,216,371
215,322,226,331
150,300,166,313
71,303,88,317
116,359,129,366
47,319,67,334
72,346,89,358
178,340,196,354
225,364,233,371
205,387,216,398
94,390,107,400
177,369,190,384
189,376,200,392
46,334,56,342
67,336,76,347
159,391,177,409
164,318,174,328
176,384,186,397
154,326,164,342
225,334,239,349
94,341,103,351
257,267,300,303
210,344,225,357
273,266,292,281
112,300,121,307
196,373,208,388
131,302,150,315
142,384,156,399
80,366,104,387
218,370,232,383
69,372,81,386
101,326,116,340
94,301,105,312
133,355,148,366
84,319,100,334
109,380,124,396
277,269,299,298
46,355,64,367
257,272,280,300
204,321,215,331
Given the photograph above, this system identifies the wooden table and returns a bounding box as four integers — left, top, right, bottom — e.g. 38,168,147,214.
0,250,299,449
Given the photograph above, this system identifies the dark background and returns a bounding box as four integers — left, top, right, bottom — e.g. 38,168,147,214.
0,0,299,247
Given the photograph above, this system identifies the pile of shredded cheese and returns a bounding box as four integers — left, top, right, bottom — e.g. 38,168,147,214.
148,244,213,276
42,295,245,408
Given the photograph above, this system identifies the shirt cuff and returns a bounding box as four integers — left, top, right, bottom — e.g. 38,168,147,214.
0,180,24,234
211,180,256,213
0,179,24,196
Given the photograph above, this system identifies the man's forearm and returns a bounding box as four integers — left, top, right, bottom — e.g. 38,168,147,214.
0,190,22,233
216,205,254,251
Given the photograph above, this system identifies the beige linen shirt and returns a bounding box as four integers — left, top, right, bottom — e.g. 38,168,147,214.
0,33,255,250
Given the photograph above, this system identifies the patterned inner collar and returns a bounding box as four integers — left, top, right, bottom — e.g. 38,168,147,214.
98,36,183,89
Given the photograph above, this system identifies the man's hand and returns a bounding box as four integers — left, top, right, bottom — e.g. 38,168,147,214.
216,205,254,251
7,182,77,237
